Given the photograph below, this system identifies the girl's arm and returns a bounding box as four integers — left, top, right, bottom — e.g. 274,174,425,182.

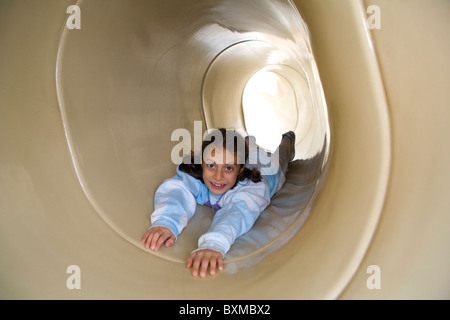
149,176,197,239
195,181,271,257
185,182,269,277
149,166,209,240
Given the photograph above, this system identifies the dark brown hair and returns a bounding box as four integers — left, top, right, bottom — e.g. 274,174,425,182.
179,128,261,186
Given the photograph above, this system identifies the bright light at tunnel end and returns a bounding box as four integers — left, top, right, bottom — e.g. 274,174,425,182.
249,71,280,96
242,68,299,153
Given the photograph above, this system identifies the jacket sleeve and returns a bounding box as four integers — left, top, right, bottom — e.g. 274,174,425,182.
194,181,271,256
150,166,208,240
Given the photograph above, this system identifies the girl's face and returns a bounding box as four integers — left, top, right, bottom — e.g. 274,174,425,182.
202,146,243,195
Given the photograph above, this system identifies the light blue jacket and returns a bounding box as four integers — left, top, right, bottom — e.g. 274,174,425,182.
150,150,284,256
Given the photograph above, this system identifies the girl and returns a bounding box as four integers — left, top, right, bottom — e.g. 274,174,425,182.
141,128,295,277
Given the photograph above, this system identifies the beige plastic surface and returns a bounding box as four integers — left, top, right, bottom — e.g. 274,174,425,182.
1,0,449,299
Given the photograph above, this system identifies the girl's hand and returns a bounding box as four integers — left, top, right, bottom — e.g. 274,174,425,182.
186,249,224,278
141,227,176,251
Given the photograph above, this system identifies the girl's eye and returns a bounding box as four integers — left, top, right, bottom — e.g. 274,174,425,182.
225,166,234,172
207,163,215,169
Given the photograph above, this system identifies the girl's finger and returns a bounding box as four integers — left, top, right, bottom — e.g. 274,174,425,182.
199,255,210,278
186,254,194,269
150,231,161,251
191,255,202,277
143,232,154,249
217,256,224,271
165,236,175,248
209,257,217,276
143,237,151,249
155,233,168,251
141,233,148,244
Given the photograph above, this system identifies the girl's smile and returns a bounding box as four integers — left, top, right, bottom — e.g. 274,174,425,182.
209,181,227,189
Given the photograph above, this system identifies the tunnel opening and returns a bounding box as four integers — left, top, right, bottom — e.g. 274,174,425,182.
198,30,330,267
242,66,299,153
